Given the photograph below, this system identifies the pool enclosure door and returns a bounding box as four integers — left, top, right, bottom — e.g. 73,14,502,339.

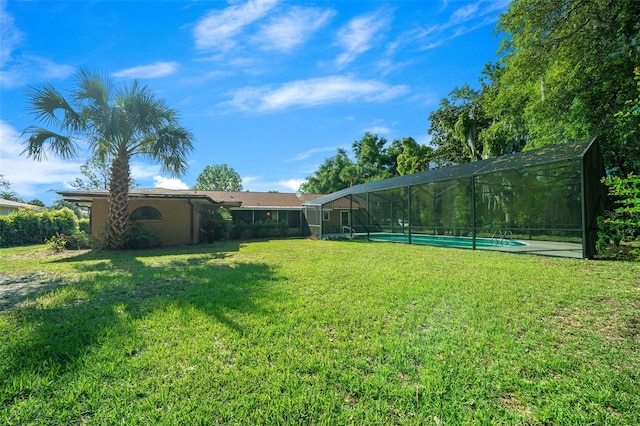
341,211,350,227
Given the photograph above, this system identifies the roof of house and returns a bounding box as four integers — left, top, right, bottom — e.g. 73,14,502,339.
57,189,237,208
199,191,323,209
0,199,43,209
57,189,324,209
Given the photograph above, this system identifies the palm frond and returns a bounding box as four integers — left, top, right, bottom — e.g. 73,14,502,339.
116,81,176,136
25,83,81,130
75,68,112,108
144,125,194,176
20,126,79,161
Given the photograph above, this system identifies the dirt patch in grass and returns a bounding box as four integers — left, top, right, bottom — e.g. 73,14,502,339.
8,248,91,261
499,393,532,415
0,272,65,312
550,297,640,344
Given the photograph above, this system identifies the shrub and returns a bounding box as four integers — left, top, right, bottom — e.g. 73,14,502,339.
230,220,288,240
200,208,232,242
45,231,93,252
0,207,80,247
46,233,68,253
124,222,160,249
65,231,92,250
597,173,640,259
78,218,90,234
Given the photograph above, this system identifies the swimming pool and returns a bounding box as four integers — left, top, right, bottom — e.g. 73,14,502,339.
360,233,527,248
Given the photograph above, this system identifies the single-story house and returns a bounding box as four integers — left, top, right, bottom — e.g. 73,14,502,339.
58,189,324,246
0,199,43,216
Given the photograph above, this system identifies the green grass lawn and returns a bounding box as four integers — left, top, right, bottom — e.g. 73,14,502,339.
1,239,638,425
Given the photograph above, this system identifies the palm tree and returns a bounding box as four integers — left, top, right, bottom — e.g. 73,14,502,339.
22,69,194,249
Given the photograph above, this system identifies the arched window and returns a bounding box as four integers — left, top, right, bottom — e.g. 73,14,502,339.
130,206,162,220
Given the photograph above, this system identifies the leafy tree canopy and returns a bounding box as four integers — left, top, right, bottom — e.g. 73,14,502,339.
299,134,434,193
0,174,9,190
491,0,640,174
50,197,88,218
0,174,23,202
27,199,45,207
425,0,639,176
193,164,243,191
299,148,354,194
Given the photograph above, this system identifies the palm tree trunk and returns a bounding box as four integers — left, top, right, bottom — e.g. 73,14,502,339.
107,152,131,249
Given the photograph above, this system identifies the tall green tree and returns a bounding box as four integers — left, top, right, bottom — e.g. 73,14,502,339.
395,137,433,175
300,134,435,193
27,199,45,207
0,174,9,190
493,0,640,174
0,174,22,202
70,156,118,191
428,85,491,166
0,190,22,202
477,63,528,157
352,132,396,181
616,67,640,119
299,149,354,194
22,69,194,249
50,197,88,218
193,164,243,191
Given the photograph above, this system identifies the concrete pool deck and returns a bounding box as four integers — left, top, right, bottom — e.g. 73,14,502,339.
480,239,584,258
325,233,585,259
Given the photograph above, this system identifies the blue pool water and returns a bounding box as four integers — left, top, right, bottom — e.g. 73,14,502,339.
360,233,526,248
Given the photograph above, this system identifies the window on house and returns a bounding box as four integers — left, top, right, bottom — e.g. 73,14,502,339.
323,210,330,221
130,206,162,220
232,210,253,223
255,210,276,222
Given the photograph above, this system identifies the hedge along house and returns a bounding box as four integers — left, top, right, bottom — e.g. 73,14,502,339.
304,138,609,259
58,189,322,247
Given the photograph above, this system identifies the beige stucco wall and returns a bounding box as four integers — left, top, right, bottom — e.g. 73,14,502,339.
90,198,200,246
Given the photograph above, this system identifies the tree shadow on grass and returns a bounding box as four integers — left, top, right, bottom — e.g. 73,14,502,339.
0,241,279,406
52,240,244,270
0,273,66,312
0,242,245,312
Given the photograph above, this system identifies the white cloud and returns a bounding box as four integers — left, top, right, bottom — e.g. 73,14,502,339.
240,175,260,186
0,119,21,155
0,2,73,89
1,54,74,90
153,176,190,190
0,0,21,68
335,10,390,68
225,76,409,112
256,6,334,52
240,175,305,193
130,162,161,180
394,0,508,52
363,125,392,136
194,0,278,51
451,3,480,23
113,61,179,79
0,119,83,201
277,178,304,192
285,145,344,162
182,70,231,85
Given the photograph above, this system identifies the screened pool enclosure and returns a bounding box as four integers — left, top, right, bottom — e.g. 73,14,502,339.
304,138,608,258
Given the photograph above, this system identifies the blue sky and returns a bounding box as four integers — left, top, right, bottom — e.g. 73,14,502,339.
0,0,509,205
